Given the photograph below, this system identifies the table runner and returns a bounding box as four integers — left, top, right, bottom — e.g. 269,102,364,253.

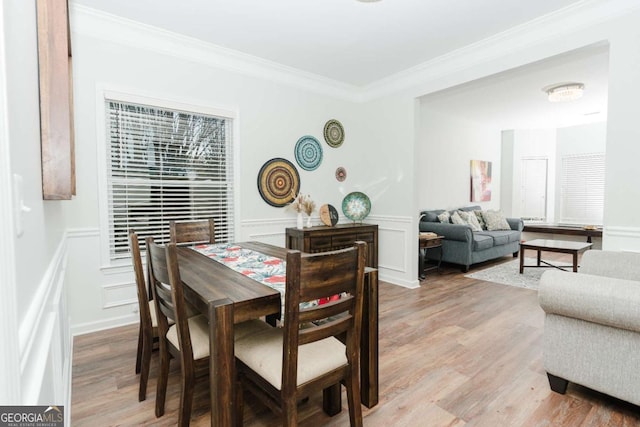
192,243,326,322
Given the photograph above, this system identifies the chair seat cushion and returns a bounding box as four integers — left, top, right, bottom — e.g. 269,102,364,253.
166,314,210,360
235,328,347,390
234,319,274,341
148,300,174,329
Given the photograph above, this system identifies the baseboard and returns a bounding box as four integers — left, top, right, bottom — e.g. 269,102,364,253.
71,313,139,337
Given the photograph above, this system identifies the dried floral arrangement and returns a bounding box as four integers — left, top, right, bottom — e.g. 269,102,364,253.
287,192,316,216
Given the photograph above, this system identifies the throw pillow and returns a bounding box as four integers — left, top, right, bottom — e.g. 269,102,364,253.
473,210,487,230
437,211,451,223
450,210,466,226
458,210,483,232
482,210,511,231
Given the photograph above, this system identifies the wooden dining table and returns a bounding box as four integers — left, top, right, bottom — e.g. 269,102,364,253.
176,241,379,427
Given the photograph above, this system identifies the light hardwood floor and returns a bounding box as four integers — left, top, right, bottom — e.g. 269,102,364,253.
71,253,640,426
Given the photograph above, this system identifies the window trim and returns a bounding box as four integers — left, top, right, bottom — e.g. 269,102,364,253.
96,86,241,268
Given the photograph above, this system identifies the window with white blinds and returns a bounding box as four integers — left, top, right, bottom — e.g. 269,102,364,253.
559,153,605,225
105,99,235,260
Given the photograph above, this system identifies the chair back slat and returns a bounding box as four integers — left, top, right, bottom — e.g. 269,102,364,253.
170,219,216,246
299,316,352,346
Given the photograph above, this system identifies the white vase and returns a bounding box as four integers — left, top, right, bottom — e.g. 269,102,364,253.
306,215,312,228
296,212,304,229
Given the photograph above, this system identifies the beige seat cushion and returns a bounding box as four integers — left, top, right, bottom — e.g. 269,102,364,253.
166,315,210,360
234,319,273,341
166,317,272,361
148,300,174,328
235,328,347,390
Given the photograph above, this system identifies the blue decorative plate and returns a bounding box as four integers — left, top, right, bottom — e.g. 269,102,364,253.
342,192,371,222
294,135,323,171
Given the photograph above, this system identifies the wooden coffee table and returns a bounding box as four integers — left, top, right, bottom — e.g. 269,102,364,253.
519,239,592,274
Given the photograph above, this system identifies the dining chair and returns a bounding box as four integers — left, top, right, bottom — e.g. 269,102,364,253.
146,237,271,426
234,242,367,427
169,219,216,246
146,237,211,426
129,230,159,402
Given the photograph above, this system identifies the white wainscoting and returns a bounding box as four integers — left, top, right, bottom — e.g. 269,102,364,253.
18,236,72,410
604,226,640,252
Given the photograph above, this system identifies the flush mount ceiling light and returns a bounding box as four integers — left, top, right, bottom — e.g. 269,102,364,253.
543,83,585,102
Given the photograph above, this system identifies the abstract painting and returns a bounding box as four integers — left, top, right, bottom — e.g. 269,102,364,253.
470,160,492,202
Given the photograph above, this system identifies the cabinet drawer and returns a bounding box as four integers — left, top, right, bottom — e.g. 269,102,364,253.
332,233,357,248
308,236,332,251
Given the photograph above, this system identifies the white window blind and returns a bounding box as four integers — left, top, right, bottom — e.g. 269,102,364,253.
106,99,234,260
559,153,605,225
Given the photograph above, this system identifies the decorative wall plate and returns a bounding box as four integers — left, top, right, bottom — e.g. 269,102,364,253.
342,192,371,222
335,166,347,182
324,119,344,148
257,158,300,207
294,135,323,171
319,204,339,226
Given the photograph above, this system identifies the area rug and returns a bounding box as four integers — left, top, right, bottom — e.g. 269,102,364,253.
465,258,543,290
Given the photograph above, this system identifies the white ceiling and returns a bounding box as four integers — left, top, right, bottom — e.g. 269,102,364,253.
72,0,609,129
73,0,586,87
421,43,609,129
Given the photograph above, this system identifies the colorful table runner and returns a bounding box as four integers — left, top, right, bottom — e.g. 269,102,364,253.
192,243,291,322
192,243,339,323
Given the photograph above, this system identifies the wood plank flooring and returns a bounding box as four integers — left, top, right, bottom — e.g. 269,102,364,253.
71,253,640,426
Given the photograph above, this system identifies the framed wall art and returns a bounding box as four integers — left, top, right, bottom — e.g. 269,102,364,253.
470,160,492,202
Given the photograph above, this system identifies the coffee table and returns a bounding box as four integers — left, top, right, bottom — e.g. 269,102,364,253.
519,239,592,274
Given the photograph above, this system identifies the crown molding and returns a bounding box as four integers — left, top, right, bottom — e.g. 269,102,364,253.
70,0,640,104
360,0,640,101
70,4,362,102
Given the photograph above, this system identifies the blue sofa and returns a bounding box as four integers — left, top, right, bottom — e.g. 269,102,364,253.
419,205,523,272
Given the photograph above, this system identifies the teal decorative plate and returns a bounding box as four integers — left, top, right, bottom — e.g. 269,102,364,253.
294,135,323,171
342,192,371,222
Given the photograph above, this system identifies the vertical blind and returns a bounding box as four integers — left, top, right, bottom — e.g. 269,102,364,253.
559,153,605,225
106,99,234,260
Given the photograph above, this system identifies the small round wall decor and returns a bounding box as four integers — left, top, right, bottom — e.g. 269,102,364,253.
294,135,323,171
257,158,300,207
335,167,347,182
323,119,345,148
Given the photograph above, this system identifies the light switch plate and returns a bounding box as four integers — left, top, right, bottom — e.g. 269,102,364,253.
12,174,30,237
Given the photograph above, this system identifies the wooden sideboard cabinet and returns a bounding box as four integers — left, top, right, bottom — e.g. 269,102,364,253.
285,223,378,268
285,223,379,408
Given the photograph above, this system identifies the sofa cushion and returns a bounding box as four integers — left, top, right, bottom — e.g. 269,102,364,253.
473,234,494,251
437,211,451,223
476,230,519,246
422,210,444,222
482,210,511,231
473,210,487,230
451,211,466,225
458,210,483,232
459,205,481,212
